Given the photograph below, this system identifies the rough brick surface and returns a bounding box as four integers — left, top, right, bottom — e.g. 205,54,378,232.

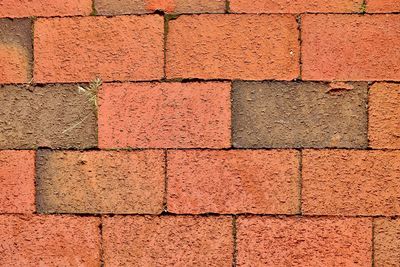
103,216,233,266
0,0,92,18
367,0,400,12
0,19,31,84
0,151,35,213
167,150,299,214
374,218,400,267
303,150,400,216
232,82,368,148
0,215,100,266
95,0,225,15
302,14,400,81
166,15,299,80
369,83,400,149
98,82,231,149
237,217,372,266
36,150,165,214
34,16,164,83
230,0,363,13
0,85,97,149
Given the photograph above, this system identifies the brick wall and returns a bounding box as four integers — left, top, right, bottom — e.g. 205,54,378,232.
1,0,400,266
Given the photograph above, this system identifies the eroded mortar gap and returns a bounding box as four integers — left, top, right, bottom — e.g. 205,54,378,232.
162,150,168,212
366,82,373,149
163,14,181,80
229,81,235,148
361,0,367,14
99,216,105,267
232,215,238,267
225,0,230,13
296,15,303,80
371,218,375,267
298,149,303,215
91,0,98,16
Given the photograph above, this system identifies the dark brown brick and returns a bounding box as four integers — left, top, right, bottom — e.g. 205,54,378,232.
232,82,368,148
0,85,97,149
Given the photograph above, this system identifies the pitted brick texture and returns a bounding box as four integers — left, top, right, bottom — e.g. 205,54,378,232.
369,83,400,149
232,82,368,148
0,151,35,213
0,19,32,84
103,216,233,266
302,14,400,81
0,215,100,266
367,0,400,12
0,85,97,149
230,0,363,13
34,16,164,83
237,217,372,266
303,150,400,216
166,15,299,80
374,218,400,267
167,150,300,214
98,82,231,149
36,150,165,214
95,0,226,15
0,0,92,18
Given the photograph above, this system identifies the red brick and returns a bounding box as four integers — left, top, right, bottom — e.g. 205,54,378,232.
0,215,100,266
34,16,164,83
237,216,372,266
230,0,363,13
374,218,400,267
367,0,400,13
0,0,92,18
103,216,233,266
95,0,225,15
98,82,231,149
167,150,299,214
36,150,165,214
0,19,32,84
0,151,35,213
369,83,400,149
166,15,299,80
302,14,400,81
302,150,400,216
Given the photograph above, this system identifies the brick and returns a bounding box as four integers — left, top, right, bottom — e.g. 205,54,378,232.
0,151,35,213
303,150,400,216
302,14,400,81
34,16,164,83
167,150,299,214
95,0,225,15
233,82,368,148
36,150,165,214
0,215,100,266
166,15,299,80
374,218,400,267
0,85,97,149
230,0,363,13
98,82,231,149
0,0,92,18
103,216,232,266
369,83,400,149
0,19,31,84
367,0,400,13
237,217,372,266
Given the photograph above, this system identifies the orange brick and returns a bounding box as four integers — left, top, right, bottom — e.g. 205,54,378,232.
95,0,225,15
374,218,400,267
237,216,372,266
0,19,32,84
98,82,231,149
103,216,233,266
230,0,363,13
367,0,400,12
0,215,100,266
36,150,165,214
167,150,299,214
0,0,92,18
303,150,400,216
166,15,299,80
369,83,400,149
302,14,400,81
0,151,35,213
34,16,164,83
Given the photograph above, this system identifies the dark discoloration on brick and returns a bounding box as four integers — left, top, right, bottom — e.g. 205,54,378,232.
36,150,165,214
0,85,97,149
232,82,368,148
374,218,400,267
